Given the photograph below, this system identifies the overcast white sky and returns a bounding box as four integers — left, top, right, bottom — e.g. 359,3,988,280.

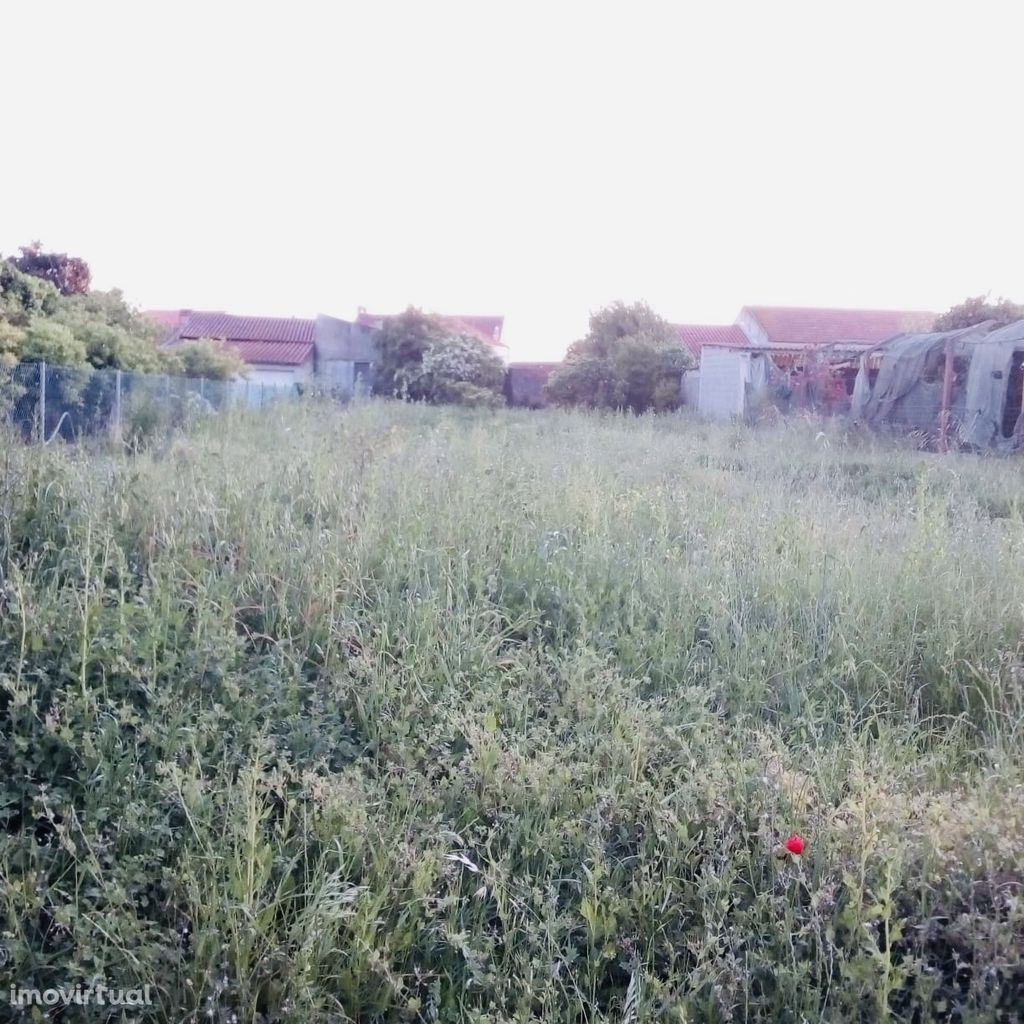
3,0,1022,359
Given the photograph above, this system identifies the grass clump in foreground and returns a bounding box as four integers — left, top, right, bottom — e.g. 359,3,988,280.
1,400,1023,1023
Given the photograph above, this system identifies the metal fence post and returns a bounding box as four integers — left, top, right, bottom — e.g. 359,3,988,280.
38,360,46,444
114,369,122,438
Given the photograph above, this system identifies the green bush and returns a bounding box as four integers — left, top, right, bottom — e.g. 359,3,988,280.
546,301,691,412
418,332,505,406
371,308,505,406
1,251,242,380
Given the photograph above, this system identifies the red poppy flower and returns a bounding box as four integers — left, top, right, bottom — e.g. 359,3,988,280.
784,834,806,856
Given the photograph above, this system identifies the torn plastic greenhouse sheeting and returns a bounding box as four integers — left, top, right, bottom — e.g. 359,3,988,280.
850,319,1024,450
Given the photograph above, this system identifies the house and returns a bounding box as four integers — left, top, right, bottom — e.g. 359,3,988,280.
674,306,938,418
355,310,509,361
675,307,936,365
158,311,316,389
736,306,935,351
152,309,383,396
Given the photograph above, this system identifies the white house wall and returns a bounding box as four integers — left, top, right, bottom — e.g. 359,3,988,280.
735,309,769,347
229,357,314,406
245,359,313,388
698,348,747,419
317,360,373,394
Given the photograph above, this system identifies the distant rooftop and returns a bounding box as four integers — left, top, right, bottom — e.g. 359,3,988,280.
741,305,936,345
157,310,315,366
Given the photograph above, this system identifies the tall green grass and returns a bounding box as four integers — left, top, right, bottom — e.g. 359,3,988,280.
1,402,1023,1022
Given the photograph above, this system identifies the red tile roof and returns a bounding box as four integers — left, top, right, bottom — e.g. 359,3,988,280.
673,324,749,358
163,311,315,366
175,312,315,344
742,306,935,346
220,340,314,366
356,310,507,348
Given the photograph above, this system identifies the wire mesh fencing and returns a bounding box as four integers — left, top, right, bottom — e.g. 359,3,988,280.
0,361,300,444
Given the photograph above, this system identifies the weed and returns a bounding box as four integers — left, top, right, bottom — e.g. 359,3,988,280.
1,402,1023,1021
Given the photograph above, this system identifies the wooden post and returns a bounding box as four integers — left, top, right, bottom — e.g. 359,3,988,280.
939,336,955,453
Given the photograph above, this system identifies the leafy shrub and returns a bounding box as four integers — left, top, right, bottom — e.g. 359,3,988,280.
370,307,442,399
122,390,169,448
545,301,691,412
418,331,505,405
20,318,87,366
1,246,242,381
162,338,247,381
12,242,91,295
372,308,504,406
934,294,1024,331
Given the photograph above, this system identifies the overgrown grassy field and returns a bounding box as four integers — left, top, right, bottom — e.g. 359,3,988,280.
2,401,1023,1022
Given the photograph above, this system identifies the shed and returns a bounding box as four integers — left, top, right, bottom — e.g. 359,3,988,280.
850,320,1024,450
697,345,772,420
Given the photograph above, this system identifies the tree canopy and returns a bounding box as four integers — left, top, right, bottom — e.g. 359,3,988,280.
371,307,505,406
370,308,444,400
1,247,243,379
13,242,91,296
545,300,691,412
934,295,1024,332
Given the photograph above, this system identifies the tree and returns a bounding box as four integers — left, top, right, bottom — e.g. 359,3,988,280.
54,288,170,373
20,319,88,366
545,300,691,412
13,242,91,296
417,331,505,406
566,300,682,359
934,295,1024,331
371,307,446,399
1,248,239,380
372,308,505,405
1,261,61,325
544,353,626,409
0,321,25,366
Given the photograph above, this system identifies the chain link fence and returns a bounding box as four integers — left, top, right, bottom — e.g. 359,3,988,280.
0,361,299,444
